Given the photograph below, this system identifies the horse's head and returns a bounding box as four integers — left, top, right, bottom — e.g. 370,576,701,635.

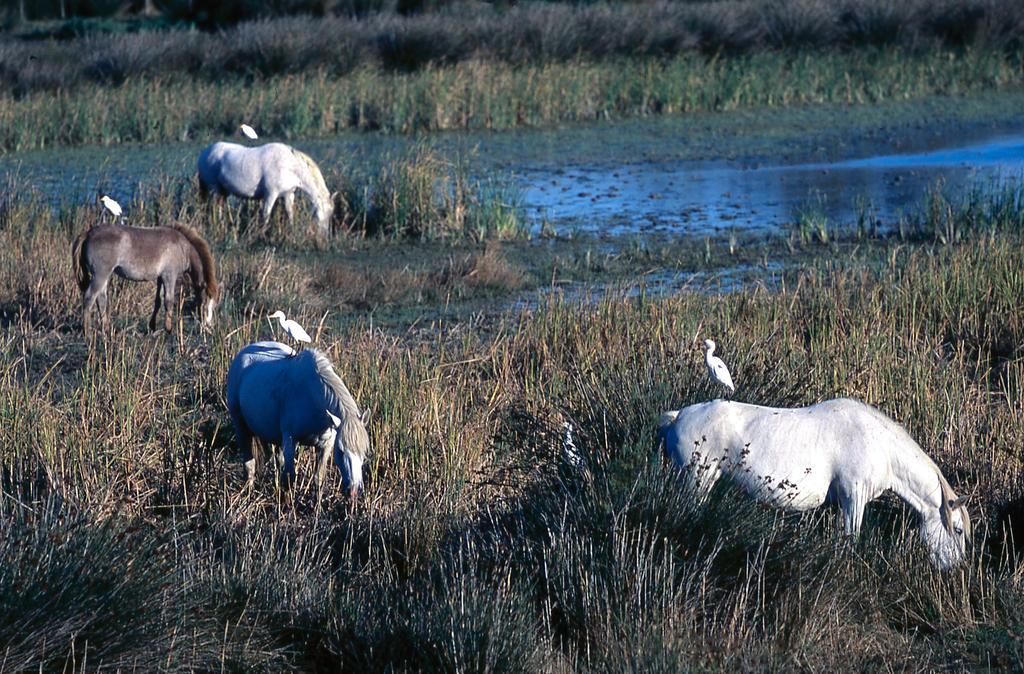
178,224,219,327
187,273,218,326
293,149,334,235
201,288,219,326
331,408,371,499
314,193,335,235
923,477,972,568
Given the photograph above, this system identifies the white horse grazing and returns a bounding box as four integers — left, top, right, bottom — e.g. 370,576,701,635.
197,142,334,236
227,341,370,499
659,398,971,567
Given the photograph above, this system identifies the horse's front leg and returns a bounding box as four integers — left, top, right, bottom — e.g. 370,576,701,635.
314,430,336,509
283,191,296,224
280,435,296,491
261,191,281,224
149,279,163,332
837,481,869,538
161,276,176,332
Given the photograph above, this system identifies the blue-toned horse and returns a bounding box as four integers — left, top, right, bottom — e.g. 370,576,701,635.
226,341,370,499
197,142,334,236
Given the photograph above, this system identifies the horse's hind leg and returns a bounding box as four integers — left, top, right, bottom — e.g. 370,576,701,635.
227,408,256,486
96,289,111,332
82,274,110,335
161,276,177,332
239,429,257,487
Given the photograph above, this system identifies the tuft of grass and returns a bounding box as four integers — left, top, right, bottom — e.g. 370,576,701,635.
344,145,528,241
795,190,832,245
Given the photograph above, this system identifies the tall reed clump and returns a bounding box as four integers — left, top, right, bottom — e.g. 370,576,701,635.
0,181,1023,668
340,145,526,241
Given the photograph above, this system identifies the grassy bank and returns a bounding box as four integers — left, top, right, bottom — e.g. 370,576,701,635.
0,173,1023,668
2,45,1022,151
6,1,1024,88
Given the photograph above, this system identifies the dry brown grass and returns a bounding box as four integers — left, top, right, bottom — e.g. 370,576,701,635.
311,244,528,309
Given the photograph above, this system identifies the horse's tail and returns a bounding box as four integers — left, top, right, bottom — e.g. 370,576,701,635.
71,228,91,292
658,410,680,431
657,410,680,459
174,224,219,300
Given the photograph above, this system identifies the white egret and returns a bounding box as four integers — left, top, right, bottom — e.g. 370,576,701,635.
703,339,735,392
268,310,311,346
562,421,583,468
99,194,123,219
240,124,259,140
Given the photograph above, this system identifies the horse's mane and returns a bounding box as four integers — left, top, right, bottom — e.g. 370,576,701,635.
308,349,370,460
173,224,219,300
71,227,91,291
839,398,970,539
290,148,330,202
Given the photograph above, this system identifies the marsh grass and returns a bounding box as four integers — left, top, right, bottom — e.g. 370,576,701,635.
1,178,1023,669
0,45,1021,151
795,190,832,245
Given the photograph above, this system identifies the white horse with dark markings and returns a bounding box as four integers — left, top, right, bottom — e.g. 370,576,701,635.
659,398,972,567
227,341,370,500
197,141,334,236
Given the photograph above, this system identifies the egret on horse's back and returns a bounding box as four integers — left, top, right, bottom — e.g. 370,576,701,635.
659,398,971,567
227,341,371,500
703,339,735,392
197,141,334,236
71,222,219,334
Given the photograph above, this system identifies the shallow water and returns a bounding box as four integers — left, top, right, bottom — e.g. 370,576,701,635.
519,133,1024,236
2,120,1022,238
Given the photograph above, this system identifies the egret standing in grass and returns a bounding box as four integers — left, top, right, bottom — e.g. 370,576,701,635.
240,124,259,140
99,194,123,220
703,339,735,393
562,421,583,468
268,310,311,348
